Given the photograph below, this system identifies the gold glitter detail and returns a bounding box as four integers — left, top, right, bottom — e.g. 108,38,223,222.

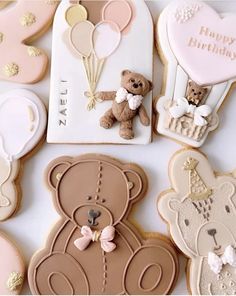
0,32,3,43
27,46,42,57
3,63,19,77
6,272,24,291
20,12,36,27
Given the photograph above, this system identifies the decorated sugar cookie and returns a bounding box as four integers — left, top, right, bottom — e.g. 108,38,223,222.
0,0,58,84
28,154,178,295
158,149,236,295
156,0,236,147
0,89,46,221
47,0,153,144
0,231,25,295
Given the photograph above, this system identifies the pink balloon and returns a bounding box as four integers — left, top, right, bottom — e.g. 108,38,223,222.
102,0,132,32
92,21,121,59
70,21,94,57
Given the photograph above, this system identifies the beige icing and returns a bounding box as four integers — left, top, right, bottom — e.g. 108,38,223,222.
65,4,87,27
158,149,236,295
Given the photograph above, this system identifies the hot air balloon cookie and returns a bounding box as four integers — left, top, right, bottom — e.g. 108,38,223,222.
156,0,236,147
47,0,154,144
0,89,46,221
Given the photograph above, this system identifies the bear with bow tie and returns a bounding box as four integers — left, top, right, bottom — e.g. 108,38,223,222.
98,70,153,140
28,155,178,295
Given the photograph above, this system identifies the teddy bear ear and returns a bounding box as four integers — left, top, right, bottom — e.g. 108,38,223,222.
121,70,132,77
46,157,72,190
148,80,153,91
123,165,147,201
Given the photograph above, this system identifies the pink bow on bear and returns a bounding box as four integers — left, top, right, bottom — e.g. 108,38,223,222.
74,225,116,253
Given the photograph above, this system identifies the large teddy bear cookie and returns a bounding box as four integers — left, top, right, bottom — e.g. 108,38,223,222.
28,154,178,295
158,149,236,295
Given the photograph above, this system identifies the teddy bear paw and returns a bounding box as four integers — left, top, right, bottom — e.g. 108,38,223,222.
120,129,134,140
100,116,114,129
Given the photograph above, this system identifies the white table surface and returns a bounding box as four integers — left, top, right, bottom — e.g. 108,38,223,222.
1,0,236,294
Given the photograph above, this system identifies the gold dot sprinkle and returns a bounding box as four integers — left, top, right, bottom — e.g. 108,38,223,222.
7,272,24,292
0,32,3,43
20,12,36,27
27,46,42,57
3,63,19,77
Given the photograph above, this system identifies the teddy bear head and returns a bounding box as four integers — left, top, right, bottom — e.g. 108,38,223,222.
158,150,236,258
121,70,153,96
186,81,208,106
47,154,147,230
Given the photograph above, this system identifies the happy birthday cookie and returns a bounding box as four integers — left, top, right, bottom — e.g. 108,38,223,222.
0,0,58,84
0,231,25,295
28,154,178,295
47,0,154,144
156,0,236,147
158,149,236,295
0,89,46,221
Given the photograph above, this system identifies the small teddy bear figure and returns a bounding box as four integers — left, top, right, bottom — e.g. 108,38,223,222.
186,81,208,106
98,70,153,140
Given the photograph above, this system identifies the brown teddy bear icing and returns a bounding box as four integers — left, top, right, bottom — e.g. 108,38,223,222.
186,81,208,106
28,154,178,295
98,70,153,140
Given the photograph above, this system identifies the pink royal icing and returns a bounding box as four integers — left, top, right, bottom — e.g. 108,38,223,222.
168,0,236,85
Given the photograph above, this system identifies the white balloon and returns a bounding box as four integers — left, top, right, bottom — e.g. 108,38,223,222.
92,21,121,59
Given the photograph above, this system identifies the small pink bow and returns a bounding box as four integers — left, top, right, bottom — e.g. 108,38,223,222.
74,225,116,253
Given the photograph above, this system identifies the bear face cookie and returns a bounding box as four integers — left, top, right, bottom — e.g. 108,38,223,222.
28,154,179,295
0,231,25,295
0,0,58,84
0,89,46,221
156,0,236,147
158,149,236,295
47,0,153,145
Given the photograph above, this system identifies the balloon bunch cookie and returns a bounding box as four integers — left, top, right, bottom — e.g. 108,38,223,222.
156,0,236,147
28,154,179,295
0,0,58,84
47,0,154,145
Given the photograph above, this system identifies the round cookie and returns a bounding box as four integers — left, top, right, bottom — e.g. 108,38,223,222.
0,0,58,83
156,0,236,147
28,154,179,295
0,232,25,294
158,149,236,295
0,89,47,221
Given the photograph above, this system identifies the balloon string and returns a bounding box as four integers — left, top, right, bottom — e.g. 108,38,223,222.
83,54,106,111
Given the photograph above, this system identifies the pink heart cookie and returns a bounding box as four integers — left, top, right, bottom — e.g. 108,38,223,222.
168,0,236,85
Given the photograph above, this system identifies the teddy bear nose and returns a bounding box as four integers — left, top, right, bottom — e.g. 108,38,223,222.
88,209,101,226
207,229,217,237
133,83,139,88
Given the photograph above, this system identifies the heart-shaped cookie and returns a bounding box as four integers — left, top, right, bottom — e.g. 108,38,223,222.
167,0,236,85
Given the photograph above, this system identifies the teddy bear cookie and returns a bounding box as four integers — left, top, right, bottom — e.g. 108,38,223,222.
0,231,25,294
158,149,236,295
156,0,236,147
47,0,153,144
0,0,58,84
28,154,179,295
0,89,46,221
98,70,153,140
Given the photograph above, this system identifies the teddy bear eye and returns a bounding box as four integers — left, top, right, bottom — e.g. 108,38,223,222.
225,205,230,213
184,219,190,226
101,198,106,203
86,196,92,201
130,79,135,83
199,92,202,95
192,89,195,92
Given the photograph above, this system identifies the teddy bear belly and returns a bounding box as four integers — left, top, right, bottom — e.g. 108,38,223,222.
199,258,236,295
66,231,133,294
112,102,137,122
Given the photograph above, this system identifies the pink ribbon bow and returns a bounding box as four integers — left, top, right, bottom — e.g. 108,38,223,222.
74,225,116,253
